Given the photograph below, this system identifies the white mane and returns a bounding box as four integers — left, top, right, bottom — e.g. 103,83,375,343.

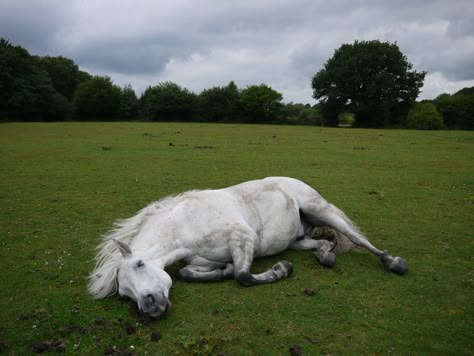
88,192,200,298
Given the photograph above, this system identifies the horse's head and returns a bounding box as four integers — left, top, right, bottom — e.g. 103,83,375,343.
114,239,172,318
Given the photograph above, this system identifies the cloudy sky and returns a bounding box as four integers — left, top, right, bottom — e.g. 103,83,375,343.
1,0,473,104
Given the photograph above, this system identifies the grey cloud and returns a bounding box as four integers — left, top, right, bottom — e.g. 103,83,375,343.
66,37,196,76
0,1,70,54
448,19,474,38
1,0,473,102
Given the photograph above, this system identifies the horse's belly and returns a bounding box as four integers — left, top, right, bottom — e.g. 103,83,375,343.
251,189,301,257
256,220,299,256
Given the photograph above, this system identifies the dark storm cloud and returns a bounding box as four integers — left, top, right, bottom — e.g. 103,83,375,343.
1,0,473,102
69,37,193,75
0,1,70,53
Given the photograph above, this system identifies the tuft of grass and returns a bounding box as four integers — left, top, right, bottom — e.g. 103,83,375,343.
0,122,473,354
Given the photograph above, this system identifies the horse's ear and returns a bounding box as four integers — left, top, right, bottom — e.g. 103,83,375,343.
113,239,132,258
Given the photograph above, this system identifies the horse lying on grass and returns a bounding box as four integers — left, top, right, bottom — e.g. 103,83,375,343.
89,177,407,318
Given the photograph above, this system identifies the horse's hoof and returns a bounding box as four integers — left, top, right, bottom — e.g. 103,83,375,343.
238,272,256,287
272,260,294,277
321,251,336,267
381,253,407,275
314,250,336,267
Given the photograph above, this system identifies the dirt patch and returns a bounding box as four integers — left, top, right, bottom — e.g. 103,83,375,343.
303,287,319,296
194,145,216,149
125,323,137,335
150,331,161,342
17,307,45,321
290,344,302,355
31,340,65,353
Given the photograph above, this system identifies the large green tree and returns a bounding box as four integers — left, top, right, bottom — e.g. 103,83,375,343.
312,40,426,127
140,82,197,121
37,56,84,100
239,84,283,122
72,76,122,120
0,38,56,120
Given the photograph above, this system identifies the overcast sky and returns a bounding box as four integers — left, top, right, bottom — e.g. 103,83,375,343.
1,0,473,104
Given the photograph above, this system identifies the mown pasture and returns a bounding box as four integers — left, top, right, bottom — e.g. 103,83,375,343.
0,122,472,354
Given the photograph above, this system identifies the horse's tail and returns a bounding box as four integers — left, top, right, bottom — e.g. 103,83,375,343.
88,203,156,299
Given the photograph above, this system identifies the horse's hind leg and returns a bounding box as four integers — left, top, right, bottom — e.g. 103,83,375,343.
289,238,336,267
178,264,234,282
301,201,407,275
228,230,293,287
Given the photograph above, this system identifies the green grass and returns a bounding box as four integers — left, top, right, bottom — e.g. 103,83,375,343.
0,122,473,355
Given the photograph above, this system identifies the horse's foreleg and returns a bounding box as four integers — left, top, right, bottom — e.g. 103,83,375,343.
178,264,234,282
289,238,336,267
228,231,293,287
236,260,294,286
301,201,407,275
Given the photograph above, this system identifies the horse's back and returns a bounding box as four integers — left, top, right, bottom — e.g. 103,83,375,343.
226,177,322,206
157,178,325,260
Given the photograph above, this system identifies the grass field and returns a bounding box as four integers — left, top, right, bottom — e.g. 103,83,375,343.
0,122,473,355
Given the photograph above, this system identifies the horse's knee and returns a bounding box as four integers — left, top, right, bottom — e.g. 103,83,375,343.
178,267,194,282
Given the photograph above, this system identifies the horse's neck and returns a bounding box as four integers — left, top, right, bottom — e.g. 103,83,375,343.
133,246,190,269
129,197,193,268
156,248,191,268
131,225,190,269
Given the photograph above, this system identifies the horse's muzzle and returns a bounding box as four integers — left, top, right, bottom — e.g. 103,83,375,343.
139,292,171,318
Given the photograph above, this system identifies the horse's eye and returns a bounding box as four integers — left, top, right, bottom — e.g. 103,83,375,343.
137,260,145,268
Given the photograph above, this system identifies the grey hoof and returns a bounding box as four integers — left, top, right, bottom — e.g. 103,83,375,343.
238,272,256,287
314,250,336,268
272,260,294,277
381,253,407,275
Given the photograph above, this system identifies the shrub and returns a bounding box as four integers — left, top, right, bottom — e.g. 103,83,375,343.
406,102,444,130
338,113,355,127
434,92,474,130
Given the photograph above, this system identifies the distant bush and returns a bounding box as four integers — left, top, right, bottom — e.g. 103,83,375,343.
406,102,444,130
280,103,321,125
434,90,474,130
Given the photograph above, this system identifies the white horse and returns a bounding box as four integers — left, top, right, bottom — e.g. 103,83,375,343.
89,177,406,318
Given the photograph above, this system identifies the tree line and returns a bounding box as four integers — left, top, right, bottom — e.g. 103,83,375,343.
0,38,472,129
0,38,318,125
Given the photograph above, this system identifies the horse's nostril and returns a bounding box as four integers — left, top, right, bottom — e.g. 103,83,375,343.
146,294,155,304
